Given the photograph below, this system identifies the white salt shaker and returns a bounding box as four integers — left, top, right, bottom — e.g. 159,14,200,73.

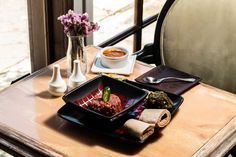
48,64,67,96
68,60,86,88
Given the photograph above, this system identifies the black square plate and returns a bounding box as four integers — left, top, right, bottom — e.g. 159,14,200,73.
62,75,148,122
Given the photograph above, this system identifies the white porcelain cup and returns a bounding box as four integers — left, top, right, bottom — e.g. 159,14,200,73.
100,46,129,69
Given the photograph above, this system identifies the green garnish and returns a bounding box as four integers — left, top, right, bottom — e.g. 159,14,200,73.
146,91,173,109
102,86,111,102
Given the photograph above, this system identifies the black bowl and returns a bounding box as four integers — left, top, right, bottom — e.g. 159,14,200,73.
62,75,148,122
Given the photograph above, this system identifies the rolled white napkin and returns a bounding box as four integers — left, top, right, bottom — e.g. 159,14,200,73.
139,109,171,127
123,119,154,141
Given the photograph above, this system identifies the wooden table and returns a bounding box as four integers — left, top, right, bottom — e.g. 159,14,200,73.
0,46,235,157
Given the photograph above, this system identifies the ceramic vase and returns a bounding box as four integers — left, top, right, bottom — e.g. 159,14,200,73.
68,60,86,88
48,64,67,96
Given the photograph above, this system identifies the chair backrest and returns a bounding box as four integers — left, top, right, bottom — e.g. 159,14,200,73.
154,0,236,93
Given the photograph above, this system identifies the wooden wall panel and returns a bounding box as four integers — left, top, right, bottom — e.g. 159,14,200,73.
27,0,73,72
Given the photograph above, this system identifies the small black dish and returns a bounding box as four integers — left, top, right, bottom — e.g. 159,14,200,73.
58,80,184,144
62,75,148,122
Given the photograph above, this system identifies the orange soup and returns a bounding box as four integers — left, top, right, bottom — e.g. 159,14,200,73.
103,48,126,57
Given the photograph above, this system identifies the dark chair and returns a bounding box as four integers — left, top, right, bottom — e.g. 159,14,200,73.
137,0,236,93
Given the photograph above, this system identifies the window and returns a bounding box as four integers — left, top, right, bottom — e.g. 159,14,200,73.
74,0,166,53
115,35,134,53
93,1,135,46
0,0,30,90
143,0,166,20
142,22,156,47
1,0,166,77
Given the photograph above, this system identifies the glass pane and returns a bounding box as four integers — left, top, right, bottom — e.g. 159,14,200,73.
142,22,156,47
93,0,134,45
143,0,166,20
0,0,31,91
0,150,13,157
114,35,134,53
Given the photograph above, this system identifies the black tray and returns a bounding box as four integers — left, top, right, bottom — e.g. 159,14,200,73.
57,80,184,144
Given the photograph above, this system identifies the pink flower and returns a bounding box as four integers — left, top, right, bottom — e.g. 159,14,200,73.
58,10,99,36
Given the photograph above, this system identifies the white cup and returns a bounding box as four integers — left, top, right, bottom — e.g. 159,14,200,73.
100,46,129,69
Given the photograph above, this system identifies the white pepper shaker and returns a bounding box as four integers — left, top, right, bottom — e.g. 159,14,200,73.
68,60,86,88
48,64,67,96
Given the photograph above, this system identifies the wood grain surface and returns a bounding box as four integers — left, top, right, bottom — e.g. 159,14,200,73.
193,116,236,157
0,45,235,157
0,122,65,157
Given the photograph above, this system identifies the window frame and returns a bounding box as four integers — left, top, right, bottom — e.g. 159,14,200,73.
27,0,73,72
93,0,160,52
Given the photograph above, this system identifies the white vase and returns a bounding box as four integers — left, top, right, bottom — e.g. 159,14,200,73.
68,60,86,88
48,64,67,96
